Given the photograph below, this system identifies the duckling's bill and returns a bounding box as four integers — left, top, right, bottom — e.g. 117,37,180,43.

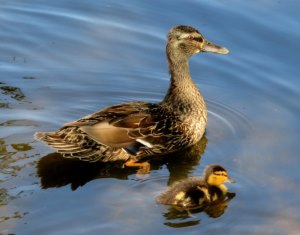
203,40,229,54
226,176,236,183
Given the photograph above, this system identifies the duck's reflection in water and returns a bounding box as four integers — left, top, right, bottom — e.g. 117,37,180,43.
150,135,208,185
36,136,207,190
37,155,134,190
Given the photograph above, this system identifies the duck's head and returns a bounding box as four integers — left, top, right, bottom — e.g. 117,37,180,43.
167,25,229,59
204,164,235,187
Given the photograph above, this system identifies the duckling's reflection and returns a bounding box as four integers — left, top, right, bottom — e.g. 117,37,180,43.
36,136,207,191
162,192,236,228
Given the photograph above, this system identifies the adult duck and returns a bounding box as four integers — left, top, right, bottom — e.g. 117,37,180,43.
35,25,229,172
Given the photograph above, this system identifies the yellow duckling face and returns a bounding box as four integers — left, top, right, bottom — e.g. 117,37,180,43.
207,170,235,186
204,164,235,186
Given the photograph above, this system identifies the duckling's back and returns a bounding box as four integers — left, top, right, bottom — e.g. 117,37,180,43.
156,177,210,208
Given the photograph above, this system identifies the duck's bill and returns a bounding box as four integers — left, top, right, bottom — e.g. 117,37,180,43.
203,40,229,54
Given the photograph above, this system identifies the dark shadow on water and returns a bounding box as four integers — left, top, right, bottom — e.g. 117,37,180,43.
162,136,207,186
36,136,208,191
36,155,135,191
162,192,236,228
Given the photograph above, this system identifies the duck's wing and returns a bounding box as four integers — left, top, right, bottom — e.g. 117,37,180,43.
36,102,167,161
66,102,161,145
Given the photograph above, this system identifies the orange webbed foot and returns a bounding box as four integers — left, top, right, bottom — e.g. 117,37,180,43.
124,160,151,176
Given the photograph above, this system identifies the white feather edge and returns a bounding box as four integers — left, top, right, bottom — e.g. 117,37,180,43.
136,139,153,148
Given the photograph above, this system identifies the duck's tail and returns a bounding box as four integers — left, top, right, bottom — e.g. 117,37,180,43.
34,130,131,163
34,131,101,162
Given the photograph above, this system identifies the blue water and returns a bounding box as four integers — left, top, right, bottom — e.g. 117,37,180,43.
1,0,300,234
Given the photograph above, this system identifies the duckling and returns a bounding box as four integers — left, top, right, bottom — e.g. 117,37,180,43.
35,26,229,173
156,164,235,208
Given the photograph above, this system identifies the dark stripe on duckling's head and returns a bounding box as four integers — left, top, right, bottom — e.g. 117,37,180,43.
204,164,227,177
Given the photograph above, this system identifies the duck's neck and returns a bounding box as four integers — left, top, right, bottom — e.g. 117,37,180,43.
162,46,202,108
168,57,192,88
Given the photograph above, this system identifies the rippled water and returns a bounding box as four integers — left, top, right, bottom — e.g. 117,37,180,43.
1,0,300,234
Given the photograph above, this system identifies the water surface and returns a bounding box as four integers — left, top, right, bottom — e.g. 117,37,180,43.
1,1,300,234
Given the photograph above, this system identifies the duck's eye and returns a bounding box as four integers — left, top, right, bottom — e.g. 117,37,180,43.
194,37,203,43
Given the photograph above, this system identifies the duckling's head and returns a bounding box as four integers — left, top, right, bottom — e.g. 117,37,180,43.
204,164,235,187
167,25,229,59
